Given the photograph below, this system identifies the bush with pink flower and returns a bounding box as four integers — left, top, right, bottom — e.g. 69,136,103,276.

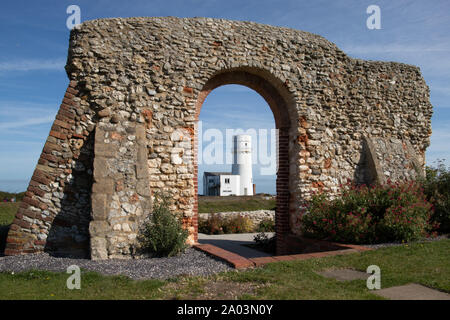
300,180,434,244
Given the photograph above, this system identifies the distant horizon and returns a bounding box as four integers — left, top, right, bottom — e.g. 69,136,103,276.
0,176,277,195
0,180,29,193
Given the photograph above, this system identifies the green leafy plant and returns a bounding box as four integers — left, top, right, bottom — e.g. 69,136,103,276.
137,193,188,257
222,215,254,234
300,180,434,244
253,232,276,254
255,218,275,232
420,160,450,233
198,214,224,235
0,191,25,202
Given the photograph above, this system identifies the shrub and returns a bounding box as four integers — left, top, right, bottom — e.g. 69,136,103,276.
253,232,276,254
222,215,254,234
137,193,188,257
300,181,434,244
421,160,450,233
198,214,224,235
198,214,254,234
256,218,275,232
0,191,25,202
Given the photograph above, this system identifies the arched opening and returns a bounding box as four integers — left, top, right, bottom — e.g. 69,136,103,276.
194,68,294,255
198,85,276,197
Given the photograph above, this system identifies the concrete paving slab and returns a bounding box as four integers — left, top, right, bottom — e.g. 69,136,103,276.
317,269,369,281
374,284,450,300
196,234,372,269
198,233,274,259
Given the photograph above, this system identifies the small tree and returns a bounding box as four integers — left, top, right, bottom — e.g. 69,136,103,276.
138,193,188,257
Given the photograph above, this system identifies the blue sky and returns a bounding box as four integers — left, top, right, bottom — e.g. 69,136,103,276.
0,0,449,194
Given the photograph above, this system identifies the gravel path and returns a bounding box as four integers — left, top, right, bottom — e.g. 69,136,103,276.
0,248,232,280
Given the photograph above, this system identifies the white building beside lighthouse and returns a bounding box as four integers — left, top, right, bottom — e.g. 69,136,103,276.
203,134,254,196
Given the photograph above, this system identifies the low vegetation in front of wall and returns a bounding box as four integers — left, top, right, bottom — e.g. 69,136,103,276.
199,215,275,235
421,160,450,233
300,179,439,244
251,232,276,254
255,218,275,233
199,214,254,234
137,193,188,257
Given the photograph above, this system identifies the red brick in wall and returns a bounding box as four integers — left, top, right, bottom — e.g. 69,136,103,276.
4,81,91,256
194,71,292,254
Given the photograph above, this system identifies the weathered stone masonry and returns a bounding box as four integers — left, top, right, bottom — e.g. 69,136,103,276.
5,17,433,259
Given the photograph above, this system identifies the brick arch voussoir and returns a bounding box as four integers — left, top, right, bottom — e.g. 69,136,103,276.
193,68,294,255
195,68,296,130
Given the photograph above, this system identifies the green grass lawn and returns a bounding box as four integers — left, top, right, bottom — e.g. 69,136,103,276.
0,202,19,226
0,202,19,254
1,196,448,300
1,239,448,300
225,239,450,299
198,196,276,213
0,270,167,300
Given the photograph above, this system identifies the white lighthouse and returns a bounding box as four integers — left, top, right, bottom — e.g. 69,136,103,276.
203,134,254,196
232,135,253,196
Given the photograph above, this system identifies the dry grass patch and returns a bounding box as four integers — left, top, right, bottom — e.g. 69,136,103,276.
163,275,266,300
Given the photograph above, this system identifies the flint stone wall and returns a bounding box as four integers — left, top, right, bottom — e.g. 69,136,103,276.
5,17,432,259
199,210,275,229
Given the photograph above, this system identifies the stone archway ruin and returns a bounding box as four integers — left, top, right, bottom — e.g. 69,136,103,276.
5,17,433,259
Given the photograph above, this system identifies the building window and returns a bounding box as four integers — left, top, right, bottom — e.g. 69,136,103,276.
225,178,230,184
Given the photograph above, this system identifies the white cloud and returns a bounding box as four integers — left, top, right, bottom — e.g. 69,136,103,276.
0,58,65,72
0,101,56,131
0,101,57,115
0,115,55,130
